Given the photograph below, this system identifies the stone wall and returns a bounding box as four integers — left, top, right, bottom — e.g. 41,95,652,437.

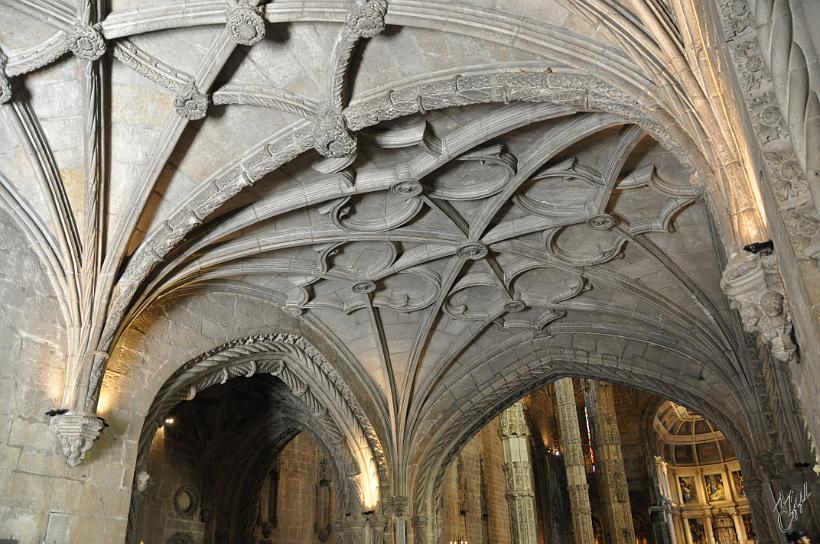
264,432,337,544
0,209,132,543
138,425,206,544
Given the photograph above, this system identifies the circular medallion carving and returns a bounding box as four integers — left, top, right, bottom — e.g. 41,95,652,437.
504,300,526,313
173,485,198,518
457,243,488,260
175,85,209,121
68,24,106,61
760,105,782,127
227,4,266,46
352,280,376,294
586,214,616,230
391,179,423,197
346,0,388,38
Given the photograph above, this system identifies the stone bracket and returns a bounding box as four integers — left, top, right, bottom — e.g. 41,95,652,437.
50,411,105,467
721,252,796,362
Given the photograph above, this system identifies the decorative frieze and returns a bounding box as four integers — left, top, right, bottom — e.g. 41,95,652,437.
721,252,796,362
716,0,820,263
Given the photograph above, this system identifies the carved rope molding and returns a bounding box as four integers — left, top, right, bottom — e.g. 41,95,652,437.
312,0,389,158
135,333,388,486
748,0,820,216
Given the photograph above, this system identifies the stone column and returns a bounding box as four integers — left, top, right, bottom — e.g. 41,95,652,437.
554,378,595,544
412,514,428,544
499,402,538,544
391,496,409,544
585,381,636,544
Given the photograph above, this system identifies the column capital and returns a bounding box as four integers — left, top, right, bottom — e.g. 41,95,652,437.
499,401,530,438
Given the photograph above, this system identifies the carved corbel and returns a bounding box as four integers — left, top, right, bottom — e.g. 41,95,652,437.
50,411,105,467
226,1,266,46
721,252,796,362
67,23,106,61
0,49,11,104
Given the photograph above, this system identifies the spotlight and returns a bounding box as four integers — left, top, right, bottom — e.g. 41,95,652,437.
742,240,773,255
164,416,175,426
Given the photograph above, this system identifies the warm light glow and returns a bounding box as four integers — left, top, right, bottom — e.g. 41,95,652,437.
359,457,380,509
164,416,175,426
736,206,766,248
97,388,114,417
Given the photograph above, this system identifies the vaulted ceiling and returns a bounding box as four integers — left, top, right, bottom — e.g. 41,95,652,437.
0,0,778,511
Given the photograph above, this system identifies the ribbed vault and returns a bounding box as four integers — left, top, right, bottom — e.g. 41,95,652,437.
1,0,818,542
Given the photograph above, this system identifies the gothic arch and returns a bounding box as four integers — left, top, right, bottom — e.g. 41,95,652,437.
127,333,389,541
407,333,782,543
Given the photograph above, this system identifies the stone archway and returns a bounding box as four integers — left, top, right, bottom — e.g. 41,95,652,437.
406,335,814,544
126,333,389,543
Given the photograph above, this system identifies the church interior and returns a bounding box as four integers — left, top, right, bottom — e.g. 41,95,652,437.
0,0,818,543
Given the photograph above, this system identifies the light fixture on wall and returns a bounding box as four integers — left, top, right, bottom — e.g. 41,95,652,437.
164,416,175,426
742,240,773,255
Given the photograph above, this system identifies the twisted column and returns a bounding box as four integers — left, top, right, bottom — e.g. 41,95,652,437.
499,402,538,544
554,378,595,544
585,381,636,544
749,0,820,230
